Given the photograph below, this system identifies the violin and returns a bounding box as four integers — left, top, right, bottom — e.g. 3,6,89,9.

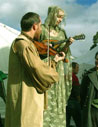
33,40,69,63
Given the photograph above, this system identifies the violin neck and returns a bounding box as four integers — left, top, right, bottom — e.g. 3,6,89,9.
61,42,70,53
51,40,67,46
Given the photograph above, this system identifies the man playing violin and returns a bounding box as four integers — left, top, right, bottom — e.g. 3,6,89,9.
40,6,74,127
5,12,65,127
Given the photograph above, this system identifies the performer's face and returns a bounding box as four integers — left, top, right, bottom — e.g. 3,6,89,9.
56,10,64,25
95,54,98,70
73,64,79,74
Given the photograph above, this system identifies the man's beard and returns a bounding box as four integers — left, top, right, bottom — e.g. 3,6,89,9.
34,34,40,41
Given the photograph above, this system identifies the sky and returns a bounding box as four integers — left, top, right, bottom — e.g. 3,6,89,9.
0,0,98,57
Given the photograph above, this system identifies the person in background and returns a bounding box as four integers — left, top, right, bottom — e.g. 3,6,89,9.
66,62,81,127
40,6,74,127
0,70,7,103
5,12,65,127
80,51,98,127
0,70,7,127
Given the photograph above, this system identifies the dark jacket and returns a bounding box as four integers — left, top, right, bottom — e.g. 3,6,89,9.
80,67,98,127
69,73,80,101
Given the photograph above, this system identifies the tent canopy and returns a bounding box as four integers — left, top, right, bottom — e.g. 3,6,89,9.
0,23,20,72
74,45,98,65
73,46,98,82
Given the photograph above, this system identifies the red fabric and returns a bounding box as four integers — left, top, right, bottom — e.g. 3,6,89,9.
72,72,80,86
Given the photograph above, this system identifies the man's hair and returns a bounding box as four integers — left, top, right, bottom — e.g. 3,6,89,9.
95,51,98,59
20,12,40,31
72,62,78,69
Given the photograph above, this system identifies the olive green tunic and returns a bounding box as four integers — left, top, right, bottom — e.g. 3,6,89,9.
5,34,59,127
41,24,72,127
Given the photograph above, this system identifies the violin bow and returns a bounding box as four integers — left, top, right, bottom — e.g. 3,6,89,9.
47,24,51,66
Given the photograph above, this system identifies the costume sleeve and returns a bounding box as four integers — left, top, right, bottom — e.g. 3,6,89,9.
0,71,7,81
14,39,59,93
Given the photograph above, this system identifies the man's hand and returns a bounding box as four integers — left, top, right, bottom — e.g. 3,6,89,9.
53,52,65,63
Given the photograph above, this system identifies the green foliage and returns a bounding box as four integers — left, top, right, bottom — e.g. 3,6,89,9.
93,31,98,44
90,31,98,50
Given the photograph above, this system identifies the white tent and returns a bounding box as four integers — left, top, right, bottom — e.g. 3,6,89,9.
73,46,98,82
74,45,98,65
0,23,20,72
